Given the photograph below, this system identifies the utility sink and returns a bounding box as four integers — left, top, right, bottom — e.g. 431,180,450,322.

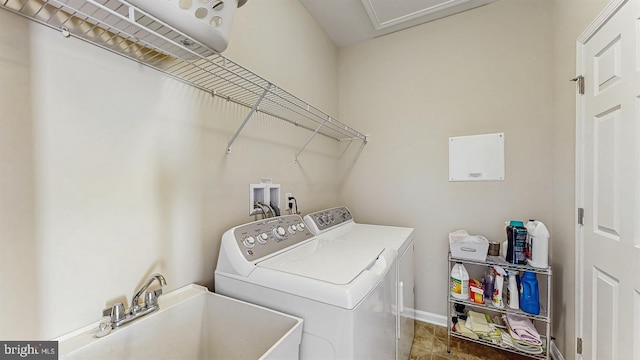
57,285,303,359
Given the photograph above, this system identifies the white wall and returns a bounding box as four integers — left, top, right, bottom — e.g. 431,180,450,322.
0,10,39,339
0,0,344,339
338,0,554,319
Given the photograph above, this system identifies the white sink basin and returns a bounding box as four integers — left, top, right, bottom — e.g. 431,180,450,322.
57,285,303,360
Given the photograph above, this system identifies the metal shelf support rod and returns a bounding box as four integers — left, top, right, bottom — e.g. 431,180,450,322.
227,83,272,154
294,116,328,162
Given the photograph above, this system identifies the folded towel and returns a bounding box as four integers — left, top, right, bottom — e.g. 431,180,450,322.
456,319,480,340
505,313,542,345
501,331,543,354
468,311,491,334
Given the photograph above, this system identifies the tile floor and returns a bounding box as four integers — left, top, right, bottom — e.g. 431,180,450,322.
409,321,532,360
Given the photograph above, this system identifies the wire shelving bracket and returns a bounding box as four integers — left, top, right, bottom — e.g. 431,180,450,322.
227,83,272,154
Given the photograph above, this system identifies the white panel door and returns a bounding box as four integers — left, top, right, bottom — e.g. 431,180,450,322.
577,0,640,359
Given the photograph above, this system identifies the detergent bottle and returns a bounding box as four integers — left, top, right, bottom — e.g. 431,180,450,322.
525,219,536,261
506,220,527,264
528,220,550,268
520,271,540,315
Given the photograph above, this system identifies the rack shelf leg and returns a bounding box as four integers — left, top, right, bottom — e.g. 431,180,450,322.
447,256,451,353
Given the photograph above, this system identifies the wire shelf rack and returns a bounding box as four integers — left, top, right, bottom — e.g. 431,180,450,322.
1,0,368,159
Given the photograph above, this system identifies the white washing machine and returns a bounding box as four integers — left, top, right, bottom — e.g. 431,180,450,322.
215,215,397,360
303,207,415,360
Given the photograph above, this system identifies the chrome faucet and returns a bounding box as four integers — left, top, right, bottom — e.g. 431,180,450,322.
130,273,167,314
101,273,167,331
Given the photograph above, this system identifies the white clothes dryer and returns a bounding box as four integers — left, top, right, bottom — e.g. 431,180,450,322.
304,207,415,360
215,215,397,360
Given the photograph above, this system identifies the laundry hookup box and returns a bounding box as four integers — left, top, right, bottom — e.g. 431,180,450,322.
448,230,489,261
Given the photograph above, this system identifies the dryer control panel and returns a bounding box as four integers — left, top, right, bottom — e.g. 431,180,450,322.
304,206,353,234
231,215,313,262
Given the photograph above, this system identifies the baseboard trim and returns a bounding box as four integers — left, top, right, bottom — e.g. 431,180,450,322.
413,309,447,327
550,340,565,360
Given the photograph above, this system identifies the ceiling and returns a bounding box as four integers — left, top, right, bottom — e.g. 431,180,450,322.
297,0,497,48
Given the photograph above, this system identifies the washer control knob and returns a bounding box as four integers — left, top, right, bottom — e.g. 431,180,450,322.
257,232,268,244
328,214,335,223
321,214,329,224
287,226,296,234
243,236,256,248
296,223,305,232
273,226,286,240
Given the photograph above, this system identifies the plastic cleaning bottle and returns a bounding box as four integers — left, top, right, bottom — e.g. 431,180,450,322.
483,268,495,303
525,219,536,262
501,221,509,259
506,220,527,264
520,271,540,315
528,221,550,268
506,270,519,309
450,262,469,300
492,266,507,308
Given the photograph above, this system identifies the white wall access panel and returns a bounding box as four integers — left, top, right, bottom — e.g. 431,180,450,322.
448,132,505,182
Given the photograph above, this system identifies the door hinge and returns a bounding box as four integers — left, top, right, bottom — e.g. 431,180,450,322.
578,208,585,226
577,337,583,354
571,75,585,95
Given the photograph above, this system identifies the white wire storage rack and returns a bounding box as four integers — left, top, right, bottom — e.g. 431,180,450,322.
1,0,368,161
447,253,552,360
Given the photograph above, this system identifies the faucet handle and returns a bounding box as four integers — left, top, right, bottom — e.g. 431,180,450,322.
144,289,163,307
102,303,126,323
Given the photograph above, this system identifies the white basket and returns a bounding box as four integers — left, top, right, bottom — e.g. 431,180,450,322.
449,230,489,261
128,0,241,52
